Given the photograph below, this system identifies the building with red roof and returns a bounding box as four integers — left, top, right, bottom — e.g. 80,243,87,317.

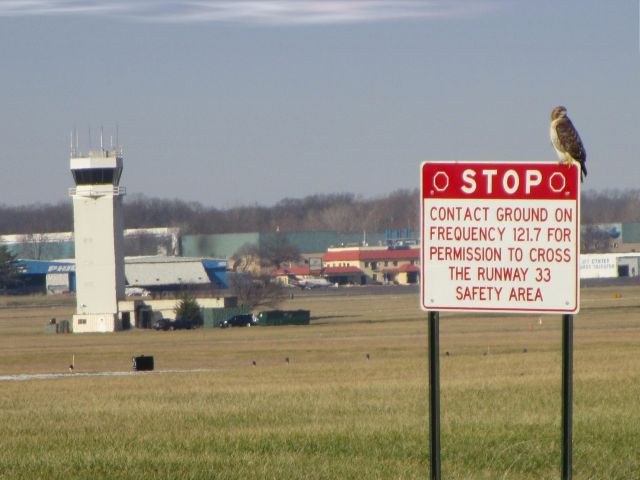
272,245,419,287
321,246,419,285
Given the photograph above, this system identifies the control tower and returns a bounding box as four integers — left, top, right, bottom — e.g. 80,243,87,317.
70,149,126,333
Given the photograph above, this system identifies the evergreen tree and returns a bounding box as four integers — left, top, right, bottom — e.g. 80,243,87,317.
0,246,19,291
174,291,202,327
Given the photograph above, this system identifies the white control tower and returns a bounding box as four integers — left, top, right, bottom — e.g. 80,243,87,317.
70,149,126,333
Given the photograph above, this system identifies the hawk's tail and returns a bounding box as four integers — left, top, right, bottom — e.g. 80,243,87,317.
580,161,587,183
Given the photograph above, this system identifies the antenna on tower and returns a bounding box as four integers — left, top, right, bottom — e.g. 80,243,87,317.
100,126,104,151
75,129,79,156
115,123,119,153
70,130,74,156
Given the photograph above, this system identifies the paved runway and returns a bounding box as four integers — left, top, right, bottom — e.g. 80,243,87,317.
0,368,215,382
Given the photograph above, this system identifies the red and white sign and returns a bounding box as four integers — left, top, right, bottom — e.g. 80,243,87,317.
421,161,580,313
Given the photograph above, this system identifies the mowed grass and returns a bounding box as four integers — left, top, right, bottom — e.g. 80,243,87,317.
0,286,639,479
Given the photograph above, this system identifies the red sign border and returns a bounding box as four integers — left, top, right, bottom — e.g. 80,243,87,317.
420,160,581,314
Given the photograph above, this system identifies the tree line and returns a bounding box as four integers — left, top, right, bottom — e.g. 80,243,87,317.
1,189,640,236
0,190,419,235
581,190,640,225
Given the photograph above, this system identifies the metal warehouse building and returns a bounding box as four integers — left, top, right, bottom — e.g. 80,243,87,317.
180,231,394,258
15,256,228,294
125,256,228,290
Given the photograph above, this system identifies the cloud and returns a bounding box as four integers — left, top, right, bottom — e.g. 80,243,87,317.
0,0,499,25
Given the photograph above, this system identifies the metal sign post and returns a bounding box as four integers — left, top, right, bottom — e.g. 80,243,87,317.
562,314,573,480
428,311,441,480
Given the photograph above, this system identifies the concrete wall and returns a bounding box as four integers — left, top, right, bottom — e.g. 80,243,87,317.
141,297,226,320
72,313,119,333
72,184,126,333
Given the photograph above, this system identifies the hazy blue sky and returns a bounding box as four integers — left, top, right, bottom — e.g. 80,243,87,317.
0,0,638,207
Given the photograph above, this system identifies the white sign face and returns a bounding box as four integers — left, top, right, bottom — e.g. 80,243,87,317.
309,257,323,272
579,254,618,279
421,161,580,314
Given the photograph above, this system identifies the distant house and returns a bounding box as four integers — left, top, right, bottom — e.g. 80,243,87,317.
321,246,420,285
274,246,420,286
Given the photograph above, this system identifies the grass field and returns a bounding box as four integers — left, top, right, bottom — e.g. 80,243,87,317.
0,286,639,479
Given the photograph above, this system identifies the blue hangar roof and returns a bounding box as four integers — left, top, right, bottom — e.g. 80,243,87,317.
14,257,229,289
16,260,75,275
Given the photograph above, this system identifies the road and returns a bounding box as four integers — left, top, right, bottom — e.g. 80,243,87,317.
288,284,420,298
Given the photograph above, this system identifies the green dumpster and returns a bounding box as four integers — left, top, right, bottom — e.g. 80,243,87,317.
257,310,310,326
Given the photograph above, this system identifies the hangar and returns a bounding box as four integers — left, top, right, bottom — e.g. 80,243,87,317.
15,256,228,295
124,256,228,291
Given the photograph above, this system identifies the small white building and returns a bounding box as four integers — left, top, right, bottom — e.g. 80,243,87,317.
579,253,640,279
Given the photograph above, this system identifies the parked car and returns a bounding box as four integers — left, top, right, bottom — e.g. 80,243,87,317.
170,318,194,330
125,287,151,297
217,314,257,328
152,318,171,331
153,318,194,331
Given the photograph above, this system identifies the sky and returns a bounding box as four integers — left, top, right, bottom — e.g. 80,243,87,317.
0,0,638,208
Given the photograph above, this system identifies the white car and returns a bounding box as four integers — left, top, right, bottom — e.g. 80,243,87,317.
125,287,151,297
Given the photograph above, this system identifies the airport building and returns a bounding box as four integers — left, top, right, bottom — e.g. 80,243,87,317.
272,246,421,286
321,246,421,285
15,256,228,296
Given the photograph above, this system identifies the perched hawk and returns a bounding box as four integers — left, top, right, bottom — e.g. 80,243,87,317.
550,106,587,182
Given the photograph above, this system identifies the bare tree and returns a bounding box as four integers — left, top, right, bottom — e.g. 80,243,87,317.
258,234,302,269
582,190,640,224
582,226,614,253
231,243,262,273
231,235,301,273
0,202,72,234
18,233,49,260
15,188,640,237
124,231,173,256
228,273,286,310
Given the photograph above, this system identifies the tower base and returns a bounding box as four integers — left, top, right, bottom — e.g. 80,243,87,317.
72,314,120,333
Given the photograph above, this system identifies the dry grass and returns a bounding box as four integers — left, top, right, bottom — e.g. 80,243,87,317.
0,286,639,478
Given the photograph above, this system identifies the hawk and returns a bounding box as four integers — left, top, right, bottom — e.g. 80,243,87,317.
550,106,587,182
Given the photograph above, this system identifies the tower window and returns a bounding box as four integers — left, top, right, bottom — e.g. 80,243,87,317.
72,168,119,185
